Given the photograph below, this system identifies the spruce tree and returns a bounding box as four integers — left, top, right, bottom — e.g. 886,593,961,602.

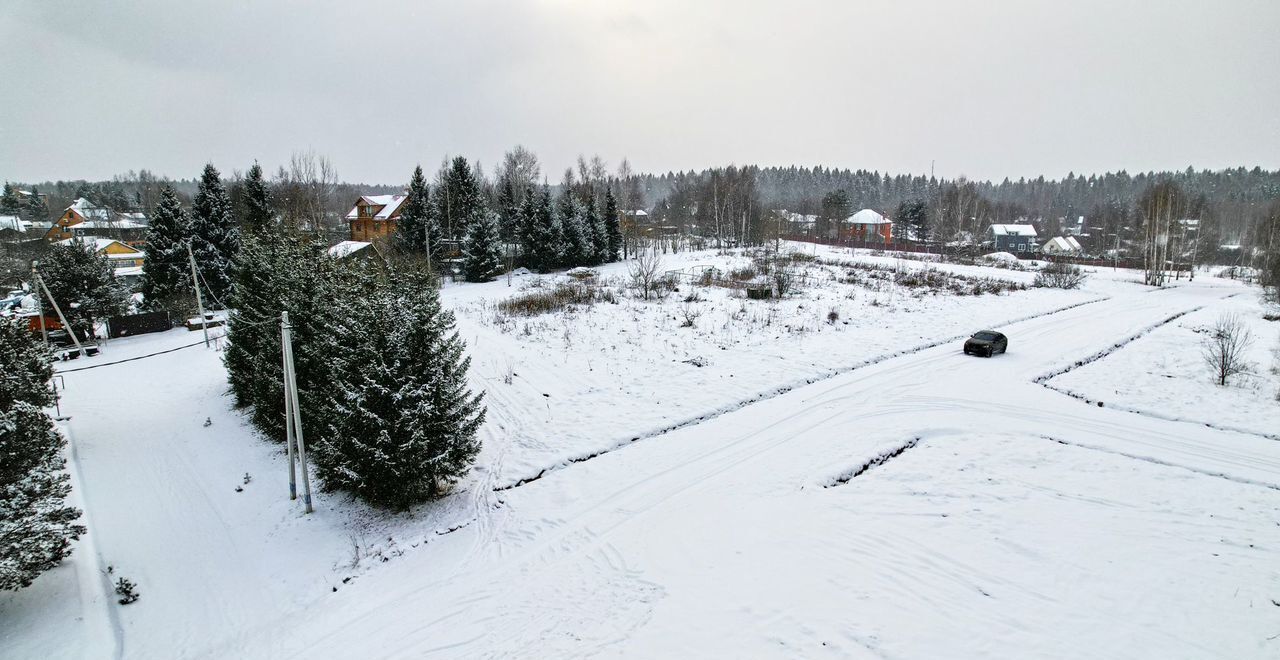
25,187,48,224
495,176,520,246
224,227,341,444
0,182,20,217
558,194,589,267
241,161,274,233
314,269,484,508
603,188,622,262
140,186,192,314
395,165,439,260
520,187,559,272
189,164,241,305
434,157,486,240
585,199,609,266
462,211,503,282
0,317,85,591
38,244,127,340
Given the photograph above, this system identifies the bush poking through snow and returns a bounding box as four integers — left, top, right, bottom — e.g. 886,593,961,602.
629,248,664,300
827,308,840,324
680,304,703,328
114,577,139,604
498,282,616,317
1202,313,1254,386
1034,262,1088,289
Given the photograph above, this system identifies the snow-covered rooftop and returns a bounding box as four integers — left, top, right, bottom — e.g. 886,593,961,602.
345,195,407,220
56,236,143,255
327,240,372,258
845,209,891,225
990,224,1037,237
0,215,26,232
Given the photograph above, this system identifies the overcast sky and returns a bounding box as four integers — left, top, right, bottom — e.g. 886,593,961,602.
2,0,1278,185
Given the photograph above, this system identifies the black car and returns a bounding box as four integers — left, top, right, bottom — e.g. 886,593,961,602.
964,330,1007,357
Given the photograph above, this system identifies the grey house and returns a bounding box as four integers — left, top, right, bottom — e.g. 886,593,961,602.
988,224,1038,253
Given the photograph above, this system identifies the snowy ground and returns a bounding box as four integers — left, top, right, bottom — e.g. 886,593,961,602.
1049,294,1280,438
3,245,1279,659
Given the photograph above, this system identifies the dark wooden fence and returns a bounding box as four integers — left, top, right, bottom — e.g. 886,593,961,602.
107,311,172,338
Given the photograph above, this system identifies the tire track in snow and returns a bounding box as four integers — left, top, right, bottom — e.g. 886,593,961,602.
1034,292,1279,442
495,295,1107,491
1040,435,1280,491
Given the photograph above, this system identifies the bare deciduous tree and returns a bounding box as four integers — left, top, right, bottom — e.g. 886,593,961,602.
628,243,663,300
1202,313,1254,386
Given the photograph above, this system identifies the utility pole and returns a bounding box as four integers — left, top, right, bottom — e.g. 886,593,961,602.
34,272,88,360
31,261,48,347
187,242,209,347
280,311,314,513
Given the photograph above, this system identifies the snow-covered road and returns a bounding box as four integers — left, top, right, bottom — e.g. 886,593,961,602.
4,275,1277,659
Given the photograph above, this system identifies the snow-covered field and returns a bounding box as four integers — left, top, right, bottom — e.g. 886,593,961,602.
1049,294,1280,438
3,244,1279,659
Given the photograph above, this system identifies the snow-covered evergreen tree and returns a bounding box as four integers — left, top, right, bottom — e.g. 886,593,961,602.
0,317,84,591
603,188,622,262
224,227,342,443
585,199,609,266
434,157,487,240
240,161,273,233
189,164,241,305
140,186,192,314
0,318,53,409
0,182,20,217
315,269,484,508
558,194,590,267
395,165,439,260
462,211,503,282
38,243,127,340
518,187,559,272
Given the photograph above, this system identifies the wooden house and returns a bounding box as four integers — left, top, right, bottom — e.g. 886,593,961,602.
45,198,147,243
345,195,408,242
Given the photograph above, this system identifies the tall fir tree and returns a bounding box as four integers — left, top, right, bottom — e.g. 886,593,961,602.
434,156,486,240
38,244,127,340
240,161,274,233
520,186,559,272
139,186,192,313
0,182,20,217
462,210,503,282
189,164,241,305
395,165,440,260
585,199,609,266
314,269,484,508
603,188,622,263
557,194,590,267
0,317,85,591
495,175,520,246
224,227,341,444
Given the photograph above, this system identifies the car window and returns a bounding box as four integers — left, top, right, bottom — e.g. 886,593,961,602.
973,332,997,341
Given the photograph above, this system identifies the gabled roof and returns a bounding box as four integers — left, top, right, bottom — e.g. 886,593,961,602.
345,195,407,220
1042,236,1078,253
990,224,1037,237
0,215,26,232
845,209,891,225
65,197,112,222
56,236,144,256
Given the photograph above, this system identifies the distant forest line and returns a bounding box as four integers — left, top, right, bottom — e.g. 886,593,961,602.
8,154,1280,252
